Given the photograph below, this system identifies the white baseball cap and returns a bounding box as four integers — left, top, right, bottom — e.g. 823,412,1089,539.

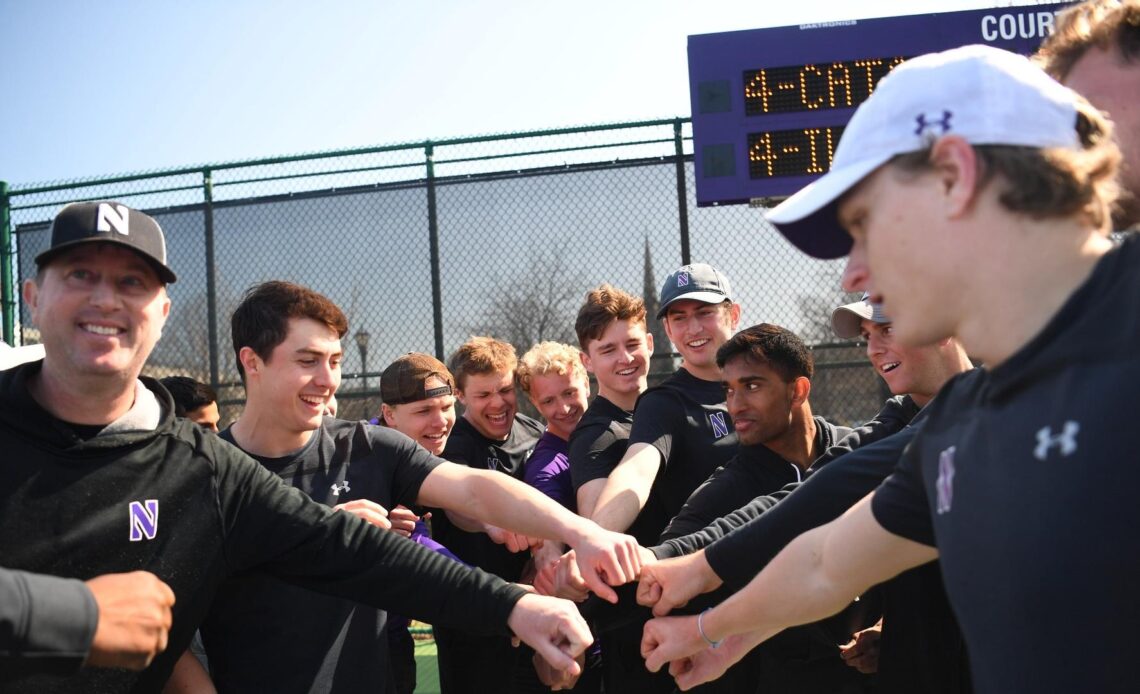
766,44,1083,259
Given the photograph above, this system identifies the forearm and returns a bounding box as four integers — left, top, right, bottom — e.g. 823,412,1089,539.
458,469,596,547
655,493,783,559
589,443,661,532
0,569,96,675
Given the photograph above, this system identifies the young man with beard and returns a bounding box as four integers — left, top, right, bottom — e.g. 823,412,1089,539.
640,45,1139,694
186,282,642,694
0,203,596,693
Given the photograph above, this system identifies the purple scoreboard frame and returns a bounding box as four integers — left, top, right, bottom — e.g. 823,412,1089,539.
688,3,1076,206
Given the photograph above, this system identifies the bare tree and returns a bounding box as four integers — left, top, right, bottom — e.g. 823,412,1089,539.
796,264,860,344
469,246,584,357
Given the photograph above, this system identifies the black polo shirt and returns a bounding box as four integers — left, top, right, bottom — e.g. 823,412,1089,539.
872,234,1140,693
628,367,739,522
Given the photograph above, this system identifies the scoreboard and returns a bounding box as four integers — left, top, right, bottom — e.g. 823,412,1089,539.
688,3,1076,206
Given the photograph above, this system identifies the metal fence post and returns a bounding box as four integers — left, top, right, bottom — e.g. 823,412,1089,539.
425,142,445,361
0,181,13,346
203,169,220,388
673,119,691,265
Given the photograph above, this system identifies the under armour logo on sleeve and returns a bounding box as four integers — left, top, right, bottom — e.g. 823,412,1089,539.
331,480,351,496
128,500,159,541
936,446,956,515
914,110,953,136
1034,421,1079,461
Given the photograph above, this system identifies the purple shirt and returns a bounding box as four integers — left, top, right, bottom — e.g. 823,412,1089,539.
523,431,575,512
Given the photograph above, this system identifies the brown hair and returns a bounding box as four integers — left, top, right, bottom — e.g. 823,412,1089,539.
516,341,587,395
447,336,517,391
231,281,348,382
1035,0,1140,80
890,99,1121,232
574,284,647,351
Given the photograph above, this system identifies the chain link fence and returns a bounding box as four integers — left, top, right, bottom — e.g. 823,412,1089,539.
2,118,886,427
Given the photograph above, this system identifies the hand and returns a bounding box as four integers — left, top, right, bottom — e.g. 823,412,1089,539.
334,499,392,531
532,539,566,575
533,649,585,690
486,524,544,553
839,620,882,674
640,614,704,674
669,633,751,691
388,505,420,538
507,593,592,676
549,550,590,602
85,571,176,670
637,550,723,617
569,526,642,603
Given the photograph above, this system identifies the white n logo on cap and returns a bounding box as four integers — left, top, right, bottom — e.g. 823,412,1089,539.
96,203,130,236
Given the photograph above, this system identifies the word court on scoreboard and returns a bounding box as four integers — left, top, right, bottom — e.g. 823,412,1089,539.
687,3,1075,206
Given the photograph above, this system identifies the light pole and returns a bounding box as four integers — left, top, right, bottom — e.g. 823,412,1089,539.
354,328,371,392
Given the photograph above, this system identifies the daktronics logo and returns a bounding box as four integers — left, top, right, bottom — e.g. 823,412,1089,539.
980,10,1063,42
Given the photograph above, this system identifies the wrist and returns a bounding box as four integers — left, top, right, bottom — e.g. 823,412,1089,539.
698,608,724,649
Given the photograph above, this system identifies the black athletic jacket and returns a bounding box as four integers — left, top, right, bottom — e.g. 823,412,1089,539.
0,363,524,693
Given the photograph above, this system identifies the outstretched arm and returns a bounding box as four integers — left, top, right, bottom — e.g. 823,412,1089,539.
419,462,642,602
641,493,936,686
588,443,663,532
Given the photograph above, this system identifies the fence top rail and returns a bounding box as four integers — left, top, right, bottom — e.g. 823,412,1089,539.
7,117,692,197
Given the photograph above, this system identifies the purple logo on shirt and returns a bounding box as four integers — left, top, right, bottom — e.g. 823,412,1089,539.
935,446,956,515
677,272,690,287
128,500,159,541
708,412,730,439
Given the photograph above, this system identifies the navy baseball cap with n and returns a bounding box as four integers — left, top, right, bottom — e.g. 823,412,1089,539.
831,292,891,339
35,201,178,284
656,263,733,319
766,44,1083,259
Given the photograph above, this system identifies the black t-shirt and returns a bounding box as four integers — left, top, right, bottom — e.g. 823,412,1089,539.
872,234,1140,694
567,396,670,546
660,416,850,543
628,368,739,522
432,414,544,581
202,419,440,694
0,364,525,694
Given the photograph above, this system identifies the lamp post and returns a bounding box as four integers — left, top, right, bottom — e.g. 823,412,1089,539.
354,328,371,392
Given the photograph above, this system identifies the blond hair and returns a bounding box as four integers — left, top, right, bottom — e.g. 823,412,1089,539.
516,341,587,396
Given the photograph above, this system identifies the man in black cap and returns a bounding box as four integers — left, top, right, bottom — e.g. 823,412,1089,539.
0,202,605,692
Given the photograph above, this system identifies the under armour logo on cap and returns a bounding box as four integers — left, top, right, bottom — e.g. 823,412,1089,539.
914,110,953,136
1034,421,1079,461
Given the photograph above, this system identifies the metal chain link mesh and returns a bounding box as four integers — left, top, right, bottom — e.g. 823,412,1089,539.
4,119,882,427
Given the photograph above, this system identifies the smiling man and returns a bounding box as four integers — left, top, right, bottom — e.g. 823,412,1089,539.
0,204,599,693
195,283,643,694
590,264,741,536
639,46,1140,694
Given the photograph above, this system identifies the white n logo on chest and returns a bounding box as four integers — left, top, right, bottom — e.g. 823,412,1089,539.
1034,421,1079,461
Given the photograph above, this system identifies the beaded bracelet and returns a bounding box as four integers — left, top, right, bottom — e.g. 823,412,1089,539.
698,608,723,649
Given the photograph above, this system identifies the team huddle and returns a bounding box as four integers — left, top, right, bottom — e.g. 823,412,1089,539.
3,2,1139,693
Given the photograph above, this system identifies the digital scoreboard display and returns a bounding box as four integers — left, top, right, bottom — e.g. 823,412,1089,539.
688,3,1076,205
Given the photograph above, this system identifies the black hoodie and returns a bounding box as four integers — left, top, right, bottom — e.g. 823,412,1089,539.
0,363,524,693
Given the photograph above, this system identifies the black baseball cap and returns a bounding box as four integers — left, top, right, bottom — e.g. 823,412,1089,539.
35,202,177,284
380,353,455,405
656,263,733,319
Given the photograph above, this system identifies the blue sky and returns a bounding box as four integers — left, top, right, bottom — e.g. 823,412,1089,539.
0,0,1050,187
